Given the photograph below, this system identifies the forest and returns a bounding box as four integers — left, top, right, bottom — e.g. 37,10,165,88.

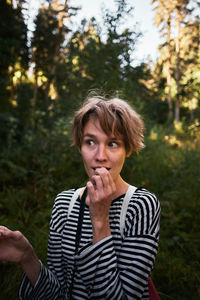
0,0,199,299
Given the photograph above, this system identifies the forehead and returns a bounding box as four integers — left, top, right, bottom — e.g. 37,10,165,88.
83,117,122,140
83,118,108,135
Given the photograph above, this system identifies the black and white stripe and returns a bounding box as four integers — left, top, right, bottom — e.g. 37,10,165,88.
19,187,160,299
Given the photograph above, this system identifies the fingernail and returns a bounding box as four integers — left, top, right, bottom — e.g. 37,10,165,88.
87,181,92,187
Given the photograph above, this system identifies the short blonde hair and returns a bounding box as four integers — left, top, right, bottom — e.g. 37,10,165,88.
71,95,145,155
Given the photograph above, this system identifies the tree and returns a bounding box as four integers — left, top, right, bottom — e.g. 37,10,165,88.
0,0,28,112
153,0,174,120
152,0,200,122
178,15,200,120
58,0,141,103
31,0,79,107
0,0,29,143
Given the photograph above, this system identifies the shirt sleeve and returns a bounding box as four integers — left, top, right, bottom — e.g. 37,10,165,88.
18,258,64,300
18,192,70,300
75,191,161,300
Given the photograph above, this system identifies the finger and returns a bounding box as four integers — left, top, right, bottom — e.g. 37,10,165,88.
7,230,22,241
97,169,115,195
106,171,116,193
92,175,104,195
94,168,110,189
0,228,21,241
90,176,97,190
87,181,96,202
0,226,9,232
0,226,10,237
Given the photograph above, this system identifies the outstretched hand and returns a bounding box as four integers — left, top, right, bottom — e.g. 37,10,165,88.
0,226,41,285
0,226,32,264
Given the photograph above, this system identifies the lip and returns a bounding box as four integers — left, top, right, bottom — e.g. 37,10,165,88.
92,167,111,171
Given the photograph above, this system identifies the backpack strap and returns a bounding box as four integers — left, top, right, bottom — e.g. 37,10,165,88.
67,187,84,218
120,185,137,236
67,185,137,237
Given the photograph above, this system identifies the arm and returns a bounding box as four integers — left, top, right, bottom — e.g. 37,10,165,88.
75,189,161,299
0,225,64,299
19,192,72,300
1,190,75,300
0,226,40,286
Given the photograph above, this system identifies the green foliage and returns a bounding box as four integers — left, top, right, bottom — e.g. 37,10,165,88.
122,125,200,299
1,119,200,299
152,0,200,121
0,0,28,113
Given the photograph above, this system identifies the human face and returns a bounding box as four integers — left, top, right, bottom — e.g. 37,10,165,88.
81,118,127,187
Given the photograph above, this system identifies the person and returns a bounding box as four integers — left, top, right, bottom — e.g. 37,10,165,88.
0,95,161,299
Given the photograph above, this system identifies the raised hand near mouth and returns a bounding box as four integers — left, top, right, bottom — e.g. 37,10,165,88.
86,167,116,244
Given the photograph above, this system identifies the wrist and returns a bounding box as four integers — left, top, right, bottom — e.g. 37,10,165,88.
20,246,41,286
92,218,111,244
20,244,35,267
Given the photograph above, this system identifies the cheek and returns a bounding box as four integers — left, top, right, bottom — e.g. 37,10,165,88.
80,147,87,158
112,154,126,170
118,151,126,162
82,156,90,175
81,149,91,166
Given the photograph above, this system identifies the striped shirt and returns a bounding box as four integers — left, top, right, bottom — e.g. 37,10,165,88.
19,187,160,299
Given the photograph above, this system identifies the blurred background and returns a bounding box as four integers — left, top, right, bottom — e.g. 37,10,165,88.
0,0,199,299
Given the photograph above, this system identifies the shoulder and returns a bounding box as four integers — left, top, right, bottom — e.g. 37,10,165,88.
131,187,160,212
127,187,161,236
50,188,76,232
54,189,76,208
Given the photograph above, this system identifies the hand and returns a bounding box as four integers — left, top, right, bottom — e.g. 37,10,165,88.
0,225,41,285
87,168,116,243
0,226,33,265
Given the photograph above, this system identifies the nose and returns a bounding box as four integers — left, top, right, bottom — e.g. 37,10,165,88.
96,144,107,161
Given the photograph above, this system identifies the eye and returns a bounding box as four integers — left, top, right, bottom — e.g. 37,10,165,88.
108,141,118,148
86,139,95,146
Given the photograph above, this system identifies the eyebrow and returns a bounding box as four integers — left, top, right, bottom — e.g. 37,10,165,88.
83,133,96,138
83,133,121,141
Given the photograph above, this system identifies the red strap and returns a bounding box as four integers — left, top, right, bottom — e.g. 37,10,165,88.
148,278,160,300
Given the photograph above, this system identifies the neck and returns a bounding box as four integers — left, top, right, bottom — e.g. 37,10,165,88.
112,176,129,199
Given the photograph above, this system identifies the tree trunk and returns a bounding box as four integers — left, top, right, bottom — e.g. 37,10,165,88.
45,0,67,102
166,16,173,120
175,9,181,122
32,70,38,131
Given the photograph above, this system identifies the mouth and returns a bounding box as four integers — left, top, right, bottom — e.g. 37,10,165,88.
92,167,111,171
